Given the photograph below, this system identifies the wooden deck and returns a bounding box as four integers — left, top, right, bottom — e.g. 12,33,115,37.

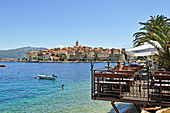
91,66,170,107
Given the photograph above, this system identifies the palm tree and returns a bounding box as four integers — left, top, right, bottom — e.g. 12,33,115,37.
133,15,170,70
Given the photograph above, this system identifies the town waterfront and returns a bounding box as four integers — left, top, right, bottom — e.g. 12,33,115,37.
0,62,114,113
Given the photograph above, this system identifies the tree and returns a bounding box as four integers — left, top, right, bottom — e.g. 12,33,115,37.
56,53,59,57
33,57,37,60
95,53,98,60
63,54,67,59
38,52,43,56
84,54,88,58
51,53,55,56
22,57,26,61
133,15,170,70
37,57,43,61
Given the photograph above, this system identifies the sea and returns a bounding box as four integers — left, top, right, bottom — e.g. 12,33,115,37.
0,62,134,113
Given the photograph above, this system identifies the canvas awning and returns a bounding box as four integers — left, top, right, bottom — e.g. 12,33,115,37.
126,41,161,56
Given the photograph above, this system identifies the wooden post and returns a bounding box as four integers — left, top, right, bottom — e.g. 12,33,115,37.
147,61,150,102
160,76,162,103
107,58,110,70
94,70,96,97
98,75,100,97
111,101,119,113
91,61,94,98
119,75,121,98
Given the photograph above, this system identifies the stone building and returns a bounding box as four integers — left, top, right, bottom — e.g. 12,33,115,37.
26,40,124,61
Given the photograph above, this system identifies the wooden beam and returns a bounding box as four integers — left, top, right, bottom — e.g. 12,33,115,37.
93,97,170,106
111,101,119,113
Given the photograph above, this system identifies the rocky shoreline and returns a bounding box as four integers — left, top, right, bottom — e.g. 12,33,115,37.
108,103,170,113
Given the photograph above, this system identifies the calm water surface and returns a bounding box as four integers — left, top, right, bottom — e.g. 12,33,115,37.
0,62,117,113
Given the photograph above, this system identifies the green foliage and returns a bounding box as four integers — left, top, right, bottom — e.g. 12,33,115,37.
133,15,170,70
95,53,98,58
95,53,99,60
63,54,67,59
56,53,59,57
101,58,106,61
22,57,28,61
51,53,55,56
22,57,26,60
37,57,43,61
88,58,95,61
59,57,64,61
84,54,88,58
39,52,43,56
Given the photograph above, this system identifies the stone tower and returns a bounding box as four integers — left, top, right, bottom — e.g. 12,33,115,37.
76,40,79,46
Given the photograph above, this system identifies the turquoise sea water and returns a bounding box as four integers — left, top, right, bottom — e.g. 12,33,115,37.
0,62,117,113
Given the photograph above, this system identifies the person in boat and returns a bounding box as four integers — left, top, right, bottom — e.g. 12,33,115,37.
52,74,57,77
62,84,64,89
113,60,123,70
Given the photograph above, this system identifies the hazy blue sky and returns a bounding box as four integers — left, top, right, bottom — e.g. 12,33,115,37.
0,0,170,50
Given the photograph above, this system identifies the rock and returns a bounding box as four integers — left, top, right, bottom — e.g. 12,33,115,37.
141,109,149,113
108,103,139,113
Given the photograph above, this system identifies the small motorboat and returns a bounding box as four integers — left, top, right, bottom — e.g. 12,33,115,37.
0,65,6,67
38,74,56,80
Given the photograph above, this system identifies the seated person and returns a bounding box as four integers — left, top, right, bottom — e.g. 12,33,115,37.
158,68,166,72
130,60,139,67
113,60,123,70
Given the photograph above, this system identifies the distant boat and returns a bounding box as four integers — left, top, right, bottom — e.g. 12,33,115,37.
0,65,6,67
38,74,56,80
105,64,113,68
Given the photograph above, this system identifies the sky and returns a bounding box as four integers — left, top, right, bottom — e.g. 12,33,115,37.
0,0,170,50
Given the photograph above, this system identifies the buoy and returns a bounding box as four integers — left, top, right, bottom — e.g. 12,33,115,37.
34,77,36,79
62,84,64,89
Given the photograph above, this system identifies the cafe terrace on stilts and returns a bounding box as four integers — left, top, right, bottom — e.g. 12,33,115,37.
91,42,170,113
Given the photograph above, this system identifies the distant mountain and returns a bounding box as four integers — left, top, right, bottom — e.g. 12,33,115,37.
0,46,47,58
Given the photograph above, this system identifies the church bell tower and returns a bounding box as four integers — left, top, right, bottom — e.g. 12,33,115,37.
76,40,79,46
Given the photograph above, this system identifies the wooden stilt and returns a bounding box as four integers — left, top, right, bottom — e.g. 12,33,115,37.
98,76,100,97
111,101,119,113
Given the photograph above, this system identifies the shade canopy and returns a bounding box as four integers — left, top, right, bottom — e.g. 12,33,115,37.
126,41,161,56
